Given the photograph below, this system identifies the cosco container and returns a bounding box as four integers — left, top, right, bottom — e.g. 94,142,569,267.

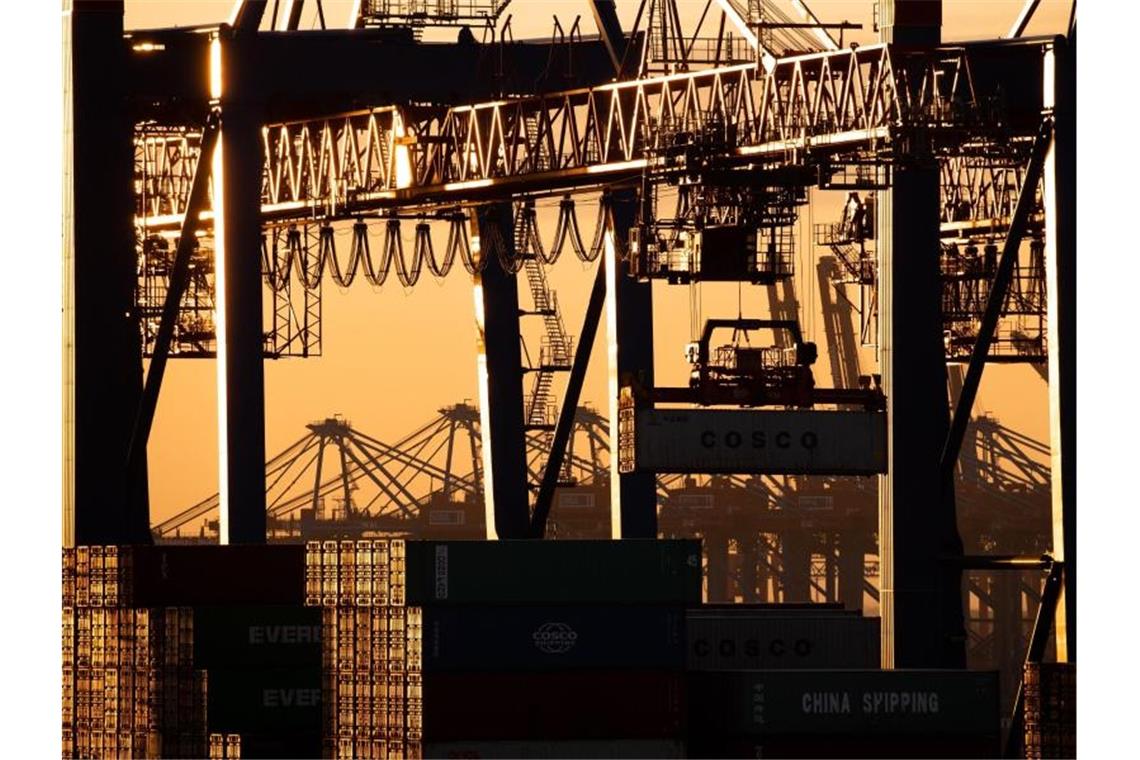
424,740,686,759
686,610,879,670
423,671,684,741
193,605,322,669
624,409,887,475
423,606,684,672
688,669,1000,739
406,540,701,605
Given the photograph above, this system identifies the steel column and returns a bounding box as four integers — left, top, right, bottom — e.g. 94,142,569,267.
65,0,150,545
216,29,268,544
474,203,530,539
1042,38,1076,662
839,531,866,612
705,531,729,603
877,160,967,668
781,528,812,602
606,191,657,538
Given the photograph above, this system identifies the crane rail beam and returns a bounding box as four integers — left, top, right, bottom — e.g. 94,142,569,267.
137,43,990,231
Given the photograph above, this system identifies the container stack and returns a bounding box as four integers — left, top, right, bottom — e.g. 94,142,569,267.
208,733,242,759
1023,663,1076,759
62,547,206,759
305,540,423,760
406,539,702,758
686,605,880,670
687,669,1002,759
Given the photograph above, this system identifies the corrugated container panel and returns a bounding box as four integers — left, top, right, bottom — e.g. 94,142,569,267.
688,670,1000,738
193,605,322,669
686,611,880,670
422,671,685,741
627,408,888,475
406,540,701,605
423,606,684,672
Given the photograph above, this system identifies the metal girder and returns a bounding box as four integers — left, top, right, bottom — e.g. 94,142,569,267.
588,0,628,75
474,203,530,539
530,257,608,538
124,113,221,511
125,29,622,126
606,191,656,539
1006,0,1043,39
137,43,977,230
66,0,150,546
940,118,1053,483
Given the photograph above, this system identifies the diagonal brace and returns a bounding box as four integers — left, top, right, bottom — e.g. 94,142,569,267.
529,256,608,538
939,118,1053,483
124,112,221,497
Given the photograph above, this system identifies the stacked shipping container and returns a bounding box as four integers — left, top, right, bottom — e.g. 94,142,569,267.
62,547,206,759
1023,663,1076,759
305,540,423,760
407,540,701,758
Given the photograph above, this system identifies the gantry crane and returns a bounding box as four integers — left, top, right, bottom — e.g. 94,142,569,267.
67,2,1076,714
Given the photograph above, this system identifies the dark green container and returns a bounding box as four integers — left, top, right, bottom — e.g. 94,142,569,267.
193,605,322,669
206,665,323,738
406,540,702,605
688,669,1000,737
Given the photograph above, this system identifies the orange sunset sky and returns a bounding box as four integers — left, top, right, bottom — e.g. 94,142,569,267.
125,1,1074,525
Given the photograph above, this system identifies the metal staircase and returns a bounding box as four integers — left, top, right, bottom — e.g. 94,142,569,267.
516,200,576,487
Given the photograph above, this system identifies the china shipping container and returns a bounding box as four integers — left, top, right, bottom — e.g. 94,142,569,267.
405,540,701,605
626,408,888,475
686,609,880,670
422,606,685,672
193,605,322,670
688,669,1000,758
422,671,685,741
422,740,687,759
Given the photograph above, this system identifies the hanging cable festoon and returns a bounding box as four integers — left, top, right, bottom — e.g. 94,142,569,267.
419,221,456,278
550,195,587,262
446,212,480,275
350,219,382,287
321,224,358,288
585,193,611,263
380,214,412,287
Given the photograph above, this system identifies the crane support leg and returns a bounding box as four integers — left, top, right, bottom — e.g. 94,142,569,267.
216,32,268,544
530,258,608,538
940,119,1053,480
839,531,866,612
588,0,628,75
877,158,966,668
65,1,150,545
474,203,530,539
125,114,220,522
1042,39,1076,663
605,191,657,538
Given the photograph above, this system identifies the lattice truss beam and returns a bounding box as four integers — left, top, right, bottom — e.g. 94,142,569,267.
137,43,981,231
